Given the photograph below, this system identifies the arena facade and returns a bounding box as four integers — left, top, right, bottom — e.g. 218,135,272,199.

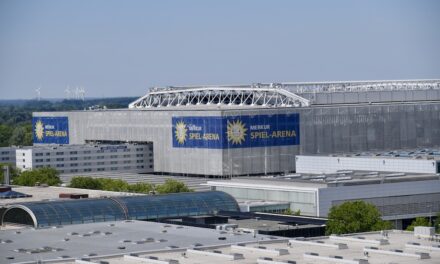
33,80,440,177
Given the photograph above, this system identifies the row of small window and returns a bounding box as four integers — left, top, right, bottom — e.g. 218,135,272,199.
33,148,152,156
34,160,150,165
33,153,152,159
36,165,153,171
1,157,9,161
1,151,10,155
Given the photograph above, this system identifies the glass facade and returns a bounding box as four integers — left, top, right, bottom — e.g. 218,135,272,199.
1,191,239,228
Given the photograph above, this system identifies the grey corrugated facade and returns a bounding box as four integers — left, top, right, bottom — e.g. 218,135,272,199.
34,101,440,177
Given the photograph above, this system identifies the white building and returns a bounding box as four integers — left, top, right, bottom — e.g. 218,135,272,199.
207,171,440,228
296,149,440,174
15,144,154,174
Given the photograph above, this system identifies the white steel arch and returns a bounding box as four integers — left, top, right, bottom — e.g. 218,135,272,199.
129,87,310,108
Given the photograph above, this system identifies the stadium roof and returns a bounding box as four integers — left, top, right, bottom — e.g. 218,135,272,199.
1,191,239,228
129,79,440,109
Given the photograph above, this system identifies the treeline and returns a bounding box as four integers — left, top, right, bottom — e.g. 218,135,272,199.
69,176,193,194
0,97,137,147
0,166,193,195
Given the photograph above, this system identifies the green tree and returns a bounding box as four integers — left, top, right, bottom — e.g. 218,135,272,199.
0,125,13,147
14,167,61,186
326,201,392,235
406,217,431,231
434,212,440,233
98,178,129,192
127,182,154,193
155,179,193,194
69,176,102,189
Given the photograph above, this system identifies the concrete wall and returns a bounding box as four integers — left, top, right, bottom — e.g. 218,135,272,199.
318,180,440,219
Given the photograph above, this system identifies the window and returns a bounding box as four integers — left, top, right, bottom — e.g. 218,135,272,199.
1,151,8,154
123,154,130,158
123,166,130,169
149,153,153,157
22,153,25,156
97,162,105,165
110,161,117,164
83,162,92,166
110,149,117,153
56,158,64,161
123,149,130,152
123,160,131,164
46,152,50,156
110,155,117,158
136,148,143,151
35,159,43,162
136,154,144,157
97,168,105,171
84,150,91,154
46,159,50,162
70,169,78,173
84,168,92,172
56,164,64,167
36,165,43,168
70,157,78,161
111,167,118,171
70,151,77,154
136,165,144,169
71,163,78,167
2,157,9,161
84,156,91,160
97,156,105,159
136,160,143,163
56,152,64,155
35,153,43,156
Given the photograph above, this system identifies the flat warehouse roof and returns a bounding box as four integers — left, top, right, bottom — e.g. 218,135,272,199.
0,220,275,264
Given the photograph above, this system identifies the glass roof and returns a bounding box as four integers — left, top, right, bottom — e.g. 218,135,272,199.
115,191,240,220
1,191,239,228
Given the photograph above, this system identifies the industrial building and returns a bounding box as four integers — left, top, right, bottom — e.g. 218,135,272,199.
206,171,440,228
296,149,440,174
0,220,438,264
15,143,154,174
32,79,440,177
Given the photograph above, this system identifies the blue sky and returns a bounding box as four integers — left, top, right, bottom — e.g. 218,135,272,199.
1,0,439,99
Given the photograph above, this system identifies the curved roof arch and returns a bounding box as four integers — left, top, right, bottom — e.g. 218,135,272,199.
129,87,310,109
1,191,239,228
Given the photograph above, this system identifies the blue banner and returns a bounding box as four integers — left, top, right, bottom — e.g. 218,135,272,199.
172,114,299,149
32,117,69,144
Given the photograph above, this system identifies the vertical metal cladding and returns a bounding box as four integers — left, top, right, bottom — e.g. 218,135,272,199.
32,116,69,144
171,114,300,149
33,102,440,176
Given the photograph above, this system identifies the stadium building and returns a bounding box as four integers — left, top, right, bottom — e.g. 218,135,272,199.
32,80,440,177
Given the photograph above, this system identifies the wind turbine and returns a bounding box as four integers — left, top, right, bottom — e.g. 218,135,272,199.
35,87,41,101
79,86,86,101
65,86,71,100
